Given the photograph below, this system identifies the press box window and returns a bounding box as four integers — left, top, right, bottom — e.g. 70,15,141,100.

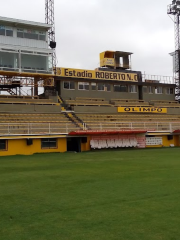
0,27,5,35
41,138,57,149
129,85,137,93
39,31,46,41
64,81,75,90
91,83,97,90
0,26,13,37
155,87,163,94
17,30,24,38
166,88,173,94
6,28,13,37
39,34,46,41
78,82,89,90
143,86,148,93
114,85,128,92
98,83,111,91
17,29,46,41
24,32,38,40
148,86,153,94
0,140,7,151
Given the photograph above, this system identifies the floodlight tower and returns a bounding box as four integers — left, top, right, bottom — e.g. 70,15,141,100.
45,0,57,70
168,0,180,100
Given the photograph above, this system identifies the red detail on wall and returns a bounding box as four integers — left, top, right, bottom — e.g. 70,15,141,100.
69,130,147,136
136,136,146,148
173,130,180,134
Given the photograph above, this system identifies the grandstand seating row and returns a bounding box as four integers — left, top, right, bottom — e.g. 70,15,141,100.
65,97,180,108
77,114,180,122
0,96,179,107
0,112,179,134
0,113,68,123
1,113,180,123
0,99,57,105
0,95,39,99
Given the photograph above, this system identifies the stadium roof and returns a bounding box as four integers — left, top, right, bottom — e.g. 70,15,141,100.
0,16,52,29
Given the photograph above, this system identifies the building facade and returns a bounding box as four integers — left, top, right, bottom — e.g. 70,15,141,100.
0,16,53,74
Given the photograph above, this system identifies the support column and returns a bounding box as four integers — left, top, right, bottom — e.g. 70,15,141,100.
19,50,21,72
34,78,38,96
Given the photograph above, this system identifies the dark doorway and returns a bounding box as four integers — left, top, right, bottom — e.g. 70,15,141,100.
55,79,61,95
67,137,81,152
138,86,143,100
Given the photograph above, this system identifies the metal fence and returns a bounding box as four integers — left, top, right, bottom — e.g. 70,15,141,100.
0,122,180,136
142,74,174,84
85,122,180,132
0,123,79,136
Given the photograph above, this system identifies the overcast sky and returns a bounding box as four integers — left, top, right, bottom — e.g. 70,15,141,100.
0,0,175,76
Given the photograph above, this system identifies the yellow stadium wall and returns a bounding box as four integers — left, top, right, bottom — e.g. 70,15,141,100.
0,138,67,157
81,136,91,152
146,135,180,148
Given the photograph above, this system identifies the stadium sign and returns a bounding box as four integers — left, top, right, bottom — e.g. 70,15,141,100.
118,107,167,114
56,67,138,82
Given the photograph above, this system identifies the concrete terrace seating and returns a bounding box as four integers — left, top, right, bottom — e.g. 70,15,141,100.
110,99,150,106
0,113,79,134
77,113,180,131
0,95,39,99
0,97,58,105
65,97,112,106
151,100,180,108
111,99,145,102
0,113,70,123
76,97,106,101
78,113,180,122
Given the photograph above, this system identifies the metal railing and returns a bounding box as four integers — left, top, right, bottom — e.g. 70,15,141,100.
142,74,174,84
0,123,79,136
85,122,180,132
0,122,180,136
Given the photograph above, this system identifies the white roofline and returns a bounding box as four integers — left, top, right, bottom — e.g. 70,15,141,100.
0,16,52,29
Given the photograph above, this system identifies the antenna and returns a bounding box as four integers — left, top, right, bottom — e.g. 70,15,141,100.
168,0,180,100
45,0,57,70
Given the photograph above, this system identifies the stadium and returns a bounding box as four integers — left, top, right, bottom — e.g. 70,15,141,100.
1,1,180,239
0,4,180,156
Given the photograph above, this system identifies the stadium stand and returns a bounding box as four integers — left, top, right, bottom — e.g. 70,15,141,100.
0,113,81,135
0,23,179,155
76,113,180,131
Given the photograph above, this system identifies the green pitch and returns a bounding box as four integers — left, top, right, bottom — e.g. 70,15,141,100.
1,149,180,240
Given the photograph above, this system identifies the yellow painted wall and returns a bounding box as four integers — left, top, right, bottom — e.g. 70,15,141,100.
0,138,67,156
146,145,163,148
146,135,179,148
81,136,91,152
162,135,176,147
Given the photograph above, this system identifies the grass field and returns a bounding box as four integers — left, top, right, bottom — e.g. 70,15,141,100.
1,149,180,240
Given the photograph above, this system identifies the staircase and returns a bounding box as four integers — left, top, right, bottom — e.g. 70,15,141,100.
58,96,67,111
7,88,31,97
63,112,85,130
59,96,89,130
7,89,16,95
